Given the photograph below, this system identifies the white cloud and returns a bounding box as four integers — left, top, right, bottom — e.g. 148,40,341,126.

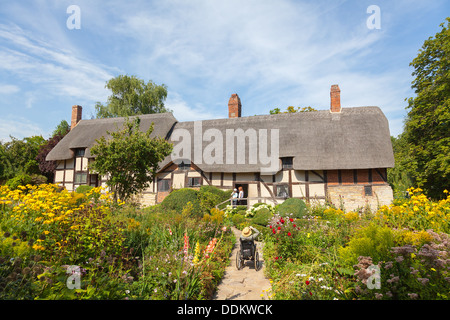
0,117,47,142
0,84,19,94
0,23,115,103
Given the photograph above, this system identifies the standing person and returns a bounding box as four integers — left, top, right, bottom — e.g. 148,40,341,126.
232,188,238,207
238,186,244,206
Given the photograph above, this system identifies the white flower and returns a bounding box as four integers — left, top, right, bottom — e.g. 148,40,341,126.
154,288,157,293
296,273,307,277
125,290,130,294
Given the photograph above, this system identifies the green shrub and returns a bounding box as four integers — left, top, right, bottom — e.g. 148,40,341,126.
338,223,395,266
5,174,32,190
199,185,231,203
161,188,201,213
276,198,307,218
252,207,272,226
76,185,94,194
232,213,245,226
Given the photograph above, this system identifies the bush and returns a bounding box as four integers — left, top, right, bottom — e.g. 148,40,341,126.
276,198,307,218
76,185,94,194
232,213,245,226
5,174,32,190
338,223,395,266
161,188,201,213
252,207,272,226
161,186,231,217
199,185,231,204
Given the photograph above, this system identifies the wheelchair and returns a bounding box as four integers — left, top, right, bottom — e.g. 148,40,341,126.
236,238,261,271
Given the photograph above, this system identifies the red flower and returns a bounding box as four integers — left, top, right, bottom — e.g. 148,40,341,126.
309,292,312,296
275,256,279,260
289,218,294,222
280,219,284,224
287,232,292,236
269,225,272,229
305,280,310,285
277,226,281,230
272,229,276,234
293,224,296,228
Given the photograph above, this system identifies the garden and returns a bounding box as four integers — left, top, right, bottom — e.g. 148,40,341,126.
1,183,449,300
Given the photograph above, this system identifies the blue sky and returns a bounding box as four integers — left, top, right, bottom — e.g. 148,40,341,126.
0,0,448,142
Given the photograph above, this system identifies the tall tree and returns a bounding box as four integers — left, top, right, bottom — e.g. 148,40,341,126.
270,106,317,114
36,120,71,183
404,18,450,198
89,117,173,201
95,75,169,118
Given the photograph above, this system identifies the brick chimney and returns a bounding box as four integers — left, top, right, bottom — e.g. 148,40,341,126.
71,105,82,130
228,94,241,118
330,85,341,113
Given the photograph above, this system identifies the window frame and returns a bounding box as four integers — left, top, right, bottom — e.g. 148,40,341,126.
74,172,87,184
158,179,171,192
281,157,293,169
187,177,201,187
275,184,290,198
364,185,373,196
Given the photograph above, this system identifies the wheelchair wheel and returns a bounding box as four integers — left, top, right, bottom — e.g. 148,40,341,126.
254,251,260,271
236,251,243,270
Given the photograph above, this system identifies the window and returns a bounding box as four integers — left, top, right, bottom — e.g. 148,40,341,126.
178,161,190,171
75,148,85,157
276,184,290,198
187,177,201,187
89,174,98,187
364,185,373,196
158,179,170,192
281,157,293,169
75,172,87,184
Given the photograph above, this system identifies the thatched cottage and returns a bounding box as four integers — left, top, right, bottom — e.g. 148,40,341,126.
46,85,395,212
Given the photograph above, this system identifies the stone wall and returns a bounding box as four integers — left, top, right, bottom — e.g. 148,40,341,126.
327,184,393,212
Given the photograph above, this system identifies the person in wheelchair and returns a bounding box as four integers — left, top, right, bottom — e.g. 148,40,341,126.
240,226,260,242
236,226,261,270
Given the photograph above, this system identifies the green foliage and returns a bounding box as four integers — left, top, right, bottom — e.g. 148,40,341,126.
276,198,307,218
75,185,94,194
338,223,395,267
51,120,70,137
231,213,245,226
270,106,317,114
89,117,173,201
95,75,170,118
6,174,32,190
161,186,231,217
251,207,272,226
161,188,201,214
0,135,46,181
403,18,450,199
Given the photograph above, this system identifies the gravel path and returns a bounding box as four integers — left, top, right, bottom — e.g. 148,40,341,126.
213,227,272,300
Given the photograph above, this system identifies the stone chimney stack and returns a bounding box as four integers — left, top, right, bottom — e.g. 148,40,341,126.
228,94,241,118
71,105,82,130
330,85,341,113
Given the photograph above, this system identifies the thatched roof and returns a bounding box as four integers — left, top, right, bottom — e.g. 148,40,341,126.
47,107,395,173
159,107,394,173
46,113,177,161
